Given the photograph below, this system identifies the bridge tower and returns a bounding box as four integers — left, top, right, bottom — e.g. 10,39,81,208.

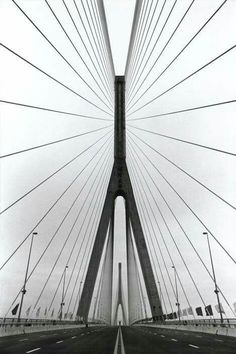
77,76,163,323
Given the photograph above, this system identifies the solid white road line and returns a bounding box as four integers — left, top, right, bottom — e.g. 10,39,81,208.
26,348,41,353
189,344,200,349
113,328,120,354
56,340,64,344
120,327,125,354
113,326,126,354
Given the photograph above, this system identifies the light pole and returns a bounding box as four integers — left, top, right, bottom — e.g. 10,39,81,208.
158,281,162,307
18,232,38,322
143,296,148,319
92,296,97,321
78,281,83,321
203,232,223,324
60,265,68,321
172,265,180,322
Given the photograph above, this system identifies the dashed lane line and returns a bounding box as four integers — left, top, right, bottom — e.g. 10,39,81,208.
160,335,165,338
171,339,178,342
19,338,29,341
215,339,223,342
26,348,41,353
56,340,64,344
189,344,200,349
71,336,77,339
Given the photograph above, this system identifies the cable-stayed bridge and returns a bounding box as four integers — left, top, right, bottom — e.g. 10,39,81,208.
0,0,236,353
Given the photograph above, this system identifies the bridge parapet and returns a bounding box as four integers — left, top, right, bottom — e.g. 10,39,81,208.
136,319,236,338
0,317,103,337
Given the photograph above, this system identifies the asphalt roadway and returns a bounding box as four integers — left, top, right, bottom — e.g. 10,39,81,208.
0,325,235,353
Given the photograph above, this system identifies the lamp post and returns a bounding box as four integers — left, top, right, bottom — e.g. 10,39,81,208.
60,265,68,321
172,265,180,322
18,232,38,322
78,281,83,321
203,232,223,324
143,296,148,319
158,281,162,307
92,296,97,321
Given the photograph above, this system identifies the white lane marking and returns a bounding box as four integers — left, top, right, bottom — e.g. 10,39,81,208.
215,339,223,342
154,333,157,335
113,329,119,354
120,327,126,354
72,336,77,339
26,348,41,353
113,326,126,354
56,340,63,344
196,335,202,338
160,335,165,338
19,338,29,341
171,339,178,342
189,344,200,349
80,333,84,336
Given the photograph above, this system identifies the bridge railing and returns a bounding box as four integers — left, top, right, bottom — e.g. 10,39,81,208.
134,318,236,329
0,317,103,328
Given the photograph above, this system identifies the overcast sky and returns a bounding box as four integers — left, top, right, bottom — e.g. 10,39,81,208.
0,0,236,323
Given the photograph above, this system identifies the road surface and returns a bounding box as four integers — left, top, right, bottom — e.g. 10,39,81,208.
0,325,235,353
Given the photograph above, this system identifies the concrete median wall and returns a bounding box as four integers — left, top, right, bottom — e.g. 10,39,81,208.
138,323,236,338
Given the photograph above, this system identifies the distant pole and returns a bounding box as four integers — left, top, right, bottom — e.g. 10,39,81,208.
203,232,223,324
60,265,68,321
172,266,180,322
78,281,83,321
143,297,148,319
92,296,97,321
158,281,162,307
17,232,38,322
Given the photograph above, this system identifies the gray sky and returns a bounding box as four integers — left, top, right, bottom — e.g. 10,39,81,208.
0,0,236,322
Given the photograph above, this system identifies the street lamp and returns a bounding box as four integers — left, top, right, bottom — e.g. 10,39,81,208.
18,232,38,322
92,296,97,321
78,281,83,321
60,265,68,321
203,232,223,324
158,281,162,307
172,265,180,322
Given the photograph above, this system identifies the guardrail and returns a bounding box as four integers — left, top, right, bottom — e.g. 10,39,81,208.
135,318,236,328
135,318,236,338
0,317,103,337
